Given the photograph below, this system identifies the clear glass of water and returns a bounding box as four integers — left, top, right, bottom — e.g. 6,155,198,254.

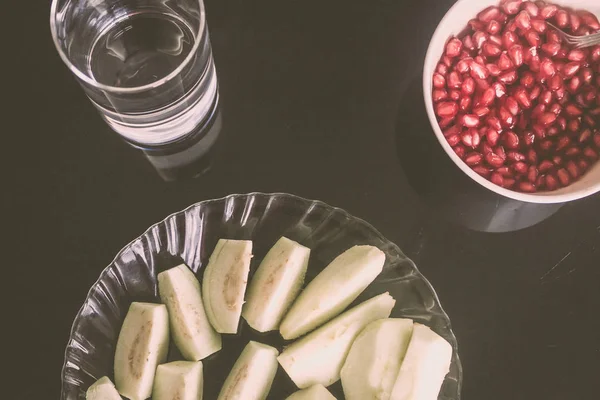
50,0,219,150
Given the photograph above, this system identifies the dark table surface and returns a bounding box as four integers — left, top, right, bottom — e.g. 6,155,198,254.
6,0,600,398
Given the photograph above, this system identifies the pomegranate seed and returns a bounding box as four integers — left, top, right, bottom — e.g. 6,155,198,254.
502,31,519,50
507,151,526,162
445,38,463,58
524,131,536,146
433,89,449,103
462,114,480,128
515,11,532,30
568,76,582,94
453,145,466,159
470,62,490,80
448,71,462,89
520,71,535,88
532,106,546,120
546,30,561,44
594,132,600,147
496,166,512,176
499,70,518,85
540,4,558,19
523,2,539,17
460,96,472,112
580,11,600,30
513,161,528,174
566,161,580,179
443,124,460,137
436,102,459,118
545,174,558,190
433,73,446,88
584,147,599,160
569,119,582,133
568,49,586,62
514,87,532,108
456,58,472,74
549,75,562,91
547,126,560,136
566,147,581,157
565,104,583,117
549,103,562,115
442,56,453,67
540,58,556,77
499,106,515,128
487,20,502,35
473,31,489,49
502,0,521,15
461,130,474,147
505,96,520,116
465,152,484,165
509,45,524,66
487,118,502,134
530,85,542,101
490,34,503,46
474,106,491,117
449,90,461,101
491,172,505,186
482,142,495,155
475,78,492,91
557,168,570,185
496,145,507,160
538,112,557,126
486,152,505,167
469,19,485,31
555,87,566,101
497,53,514,71
519,182,537,192
486,63,502,76
492,82,507,98
541,42,561,57
531,19,547,33
473,166,492,177
536,174,546,189
483,42,502,57
525,30,541,47
463,36,475,51
528,148,539,164
446,134,460,147
539,160,554,172
563,62,581,78
462,78,476,95
578,159,590,172
528,165,539,183
555,10,569,28
590,107,600,116
556,136,571,151
503,131,520,149
478,6,502,23
584,114,596,127
504,178,516,188
539,90,553,105
591,46,600,62
480,87,497,106
569,13,582,32
581,68,593,84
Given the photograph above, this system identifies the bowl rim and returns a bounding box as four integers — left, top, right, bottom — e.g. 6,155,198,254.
60,192,463,399
422,0,600,204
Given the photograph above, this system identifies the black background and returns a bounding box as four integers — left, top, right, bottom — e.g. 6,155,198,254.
4,0,600,398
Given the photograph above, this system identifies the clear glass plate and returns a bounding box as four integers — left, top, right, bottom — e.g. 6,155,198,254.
61,192,463,399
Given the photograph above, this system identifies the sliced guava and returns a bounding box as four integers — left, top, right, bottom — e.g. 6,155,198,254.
242,237,310,332
280,245,385,340
341,318,414,400
202,239,253,334
217,341,279,400
285,384,337,400
158,264,222,360
114,302,169,400
389,323,452,400
85,376,121,400
153,360,203,400
277,292,395,389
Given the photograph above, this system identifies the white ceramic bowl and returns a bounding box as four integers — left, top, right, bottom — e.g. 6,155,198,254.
423,0,600,204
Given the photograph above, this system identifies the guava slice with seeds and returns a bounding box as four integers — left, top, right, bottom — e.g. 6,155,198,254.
85,376,121,400
153,360,203,400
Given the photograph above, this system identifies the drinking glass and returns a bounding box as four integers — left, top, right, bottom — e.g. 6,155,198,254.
50,0,219,148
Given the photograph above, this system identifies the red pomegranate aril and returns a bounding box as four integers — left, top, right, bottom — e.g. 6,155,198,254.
523,1,539,17
449,90,461,101
475,55,486,65
549,75,562,91
566,146,581,156
505,96,520,116
575,93,588,107
568,49,586,62
528,148,539,164
447,134,461,147
578,159,590,172
527,165,538,183
433,73,446,89
590,108,600,116
518,181,536,192
524,131,536,146
540,4,558,19
491,172,504,186
476,78,492,91
504,131,520,148
541,42,561,56
490,35,503,47
557,168,570,185
473,166,492,177
497,53,514,71
513,87,531,108
517,113,528,130
474,106,491,117
439,117,455,129
525,30,541,47
443,124,460,137
502,31,519,50
565,104,583,117
584,147,599,159
539,160,554,172
483,42,502,57
563,62,581,78
580,11,600,30
469,18,485,31
520,71,535,88
591,46,600,62
569,119,582,133
448,71,462,89
479,88,496,107
547,126,560,136
453,145,466,159
461,130,474,147
531,19,547,33
482,142,495,155
536,174,546,189
487,20,502,35
555,10,569,28
569,13,582,32
436,102,459,118
486,152,505,167
433,89,449,102
478,6,501,23
487,116,502,132
538,112,557,125
580,68,593,85
530,85,542,101
496,166,512,176
436,63,449,75
465,152,484,165
556,136,571,151
470,62,490,80
508,45,524,66
473,31,489,49
507,151,526,162
546,174,558,190
460,97,472,112
539,140,553,150
499,70,518,85
549,103,562,115
584,115,596,127
566,161,580,179
462,78,476,96
555,87,566,101
515,11,532,30
442,56,453,68
546,30,561,44
486,63,502,76
463,35,476,51
539,90,553,105
502,0,521,15
568,76,582,94
540,58,556,77
496,146,507,160
499,106,515,127
462,114,480,128
445,38,463,58
594,132,600,147
492,82,507,98
585,91,598,105
456,59,471,74
513,161,528,174
504,178,516,188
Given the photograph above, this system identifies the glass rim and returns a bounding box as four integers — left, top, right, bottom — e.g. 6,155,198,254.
49,0,206,94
